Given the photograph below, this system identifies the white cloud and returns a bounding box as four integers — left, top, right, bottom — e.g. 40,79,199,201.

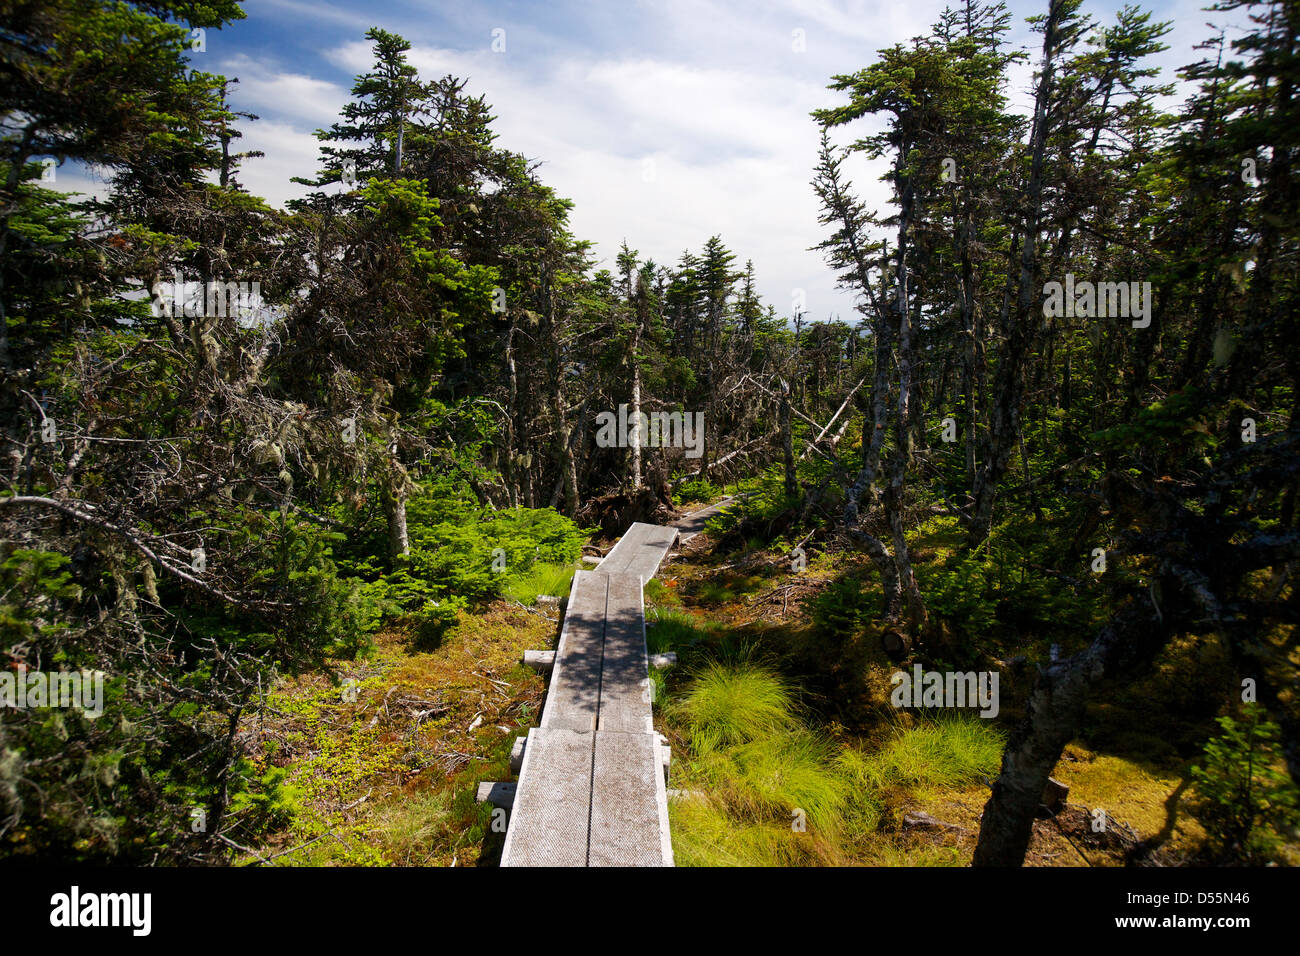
217,1,1262,325
379,41,879,320
232,119,325,209
220,54,351,130
40,0,1253,329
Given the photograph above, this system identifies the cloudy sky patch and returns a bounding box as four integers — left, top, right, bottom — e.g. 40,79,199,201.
55,0,1252,324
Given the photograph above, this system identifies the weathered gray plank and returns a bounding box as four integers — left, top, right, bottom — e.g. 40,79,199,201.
504,528,681,868
672,497,736,541
619,524,678,581
588,731,673,867
540,570,607,733
597,573,654,734
500,727,594,867
594,523,648,574
597,522,677,579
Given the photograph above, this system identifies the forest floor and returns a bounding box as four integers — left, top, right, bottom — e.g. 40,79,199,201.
235,497,1269,867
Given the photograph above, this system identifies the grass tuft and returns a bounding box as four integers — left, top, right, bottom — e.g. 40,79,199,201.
645,606,708,655
677,660,797,754
848,715,1005,797
502,562,576,605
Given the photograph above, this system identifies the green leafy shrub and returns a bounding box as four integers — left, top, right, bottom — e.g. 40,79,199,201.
809,576,876,637
913,516,1099,651
915,551,998,638
342,500,589,639
675,478,721,504
0,548,81,647
700,467,798,539
406,504,588,604
225,761,302,834
1190,704,1300,863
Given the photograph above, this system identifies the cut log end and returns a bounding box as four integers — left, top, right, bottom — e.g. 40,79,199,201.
1040,776,1069,815
522,649,556,672
881,630,911,658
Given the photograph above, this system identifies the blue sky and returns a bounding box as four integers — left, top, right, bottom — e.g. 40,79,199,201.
61,0,1256,323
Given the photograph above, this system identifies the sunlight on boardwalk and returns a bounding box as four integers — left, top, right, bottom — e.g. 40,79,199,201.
500,507,723,866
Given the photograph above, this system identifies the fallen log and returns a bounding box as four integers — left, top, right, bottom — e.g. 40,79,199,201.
903,811,968,833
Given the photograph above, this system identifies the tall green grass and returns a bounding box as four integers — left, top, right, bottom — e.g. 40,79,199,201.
668,660,874,865
678,660,796,752
502,562,576,605
670,798,822,866
846,715,1005,795
645,606,707,655
665,661,1006,866
643,578,681,607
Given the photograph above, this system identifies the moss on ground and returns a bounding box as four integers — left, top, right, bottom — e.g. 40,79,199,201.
243,508,1293,866
238,605,552,866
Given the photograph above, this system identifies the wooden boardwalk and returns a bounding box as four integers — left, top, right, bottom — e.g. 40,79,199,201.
498,504,729,867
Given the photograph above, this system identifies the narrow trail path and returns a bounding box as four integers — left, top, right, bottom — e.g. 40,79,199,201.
495,499,734,866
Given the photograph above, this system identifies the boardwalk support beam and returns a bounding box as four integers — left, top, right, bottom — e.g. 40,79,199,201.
522,650,556,672
476,781,516,809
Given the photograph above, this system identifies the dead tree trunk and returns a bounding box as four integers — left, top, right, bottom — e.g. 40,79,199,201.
627,276,651,490
780,379,796,497
383,450,410,561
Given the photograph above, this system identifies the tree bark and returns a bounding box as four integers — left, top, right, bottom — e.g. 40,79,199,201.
974,593,1173,865
780,379,796,497
969,0,1066,545
383,447,410,561
628,285,646,489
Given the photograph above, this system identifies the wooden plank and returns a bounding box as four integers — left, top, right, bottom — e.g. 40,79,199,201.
597,522,677,579
672,497,735,541
595,522,656,574
616,524,678,582
540,571,607,733
522,649,555,671
500,727,594,867
597,572,653,734
475,781,516,808
504,527,685,868
589,731,673,867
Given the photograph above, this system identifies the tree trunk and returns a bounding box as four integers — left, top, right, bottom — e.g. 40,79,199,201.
504,319,520,507
969,0,1066,545
628,297,644,489
974,594,1173,865
554,382,577,516
384,476,410,561
780,379,796,497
